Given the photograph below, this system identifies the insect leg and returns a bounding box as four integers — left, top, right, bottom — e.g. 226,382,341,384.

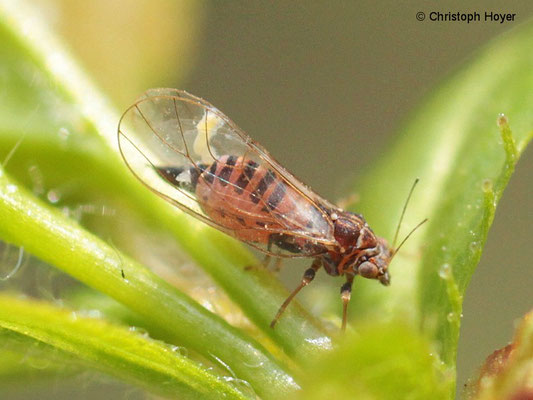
270,258,322,328
265,236,284,271
261,234,275,267
340,275,354,331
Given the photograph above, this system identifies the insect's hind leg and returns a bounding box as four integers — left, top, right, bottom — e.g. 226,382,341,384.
340,275,354,331
270,258,321,328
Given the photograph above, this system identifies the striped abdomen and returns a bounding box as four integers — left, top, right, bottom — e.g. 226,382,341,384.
197,155,307,243
156,155,328,246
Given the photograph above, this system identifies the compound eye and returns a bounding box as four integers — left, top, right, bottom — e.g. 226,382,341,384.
358,261,379,279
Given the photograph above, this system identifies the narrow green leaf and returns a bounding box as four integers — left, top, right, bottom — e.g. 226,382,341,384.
0,169,298,399
0,0,331,362
345,19,533,396
0,294,252,399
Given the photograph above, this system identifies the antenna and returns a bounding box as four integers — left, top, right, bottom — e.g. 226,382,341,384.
391,218,428,259
392,178,420,249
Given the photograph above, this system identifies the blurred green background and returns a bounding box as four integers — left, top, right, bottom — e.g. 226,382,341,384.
5,0,533,394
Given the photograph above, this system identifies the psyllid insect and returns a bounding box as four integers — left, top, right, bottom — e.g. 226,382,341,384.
118,88,426,330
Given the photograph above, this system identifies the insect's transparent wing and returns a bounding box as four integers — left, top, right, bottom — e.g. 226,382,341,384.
118,90,229,230
248,140,341,214
118,89,336,256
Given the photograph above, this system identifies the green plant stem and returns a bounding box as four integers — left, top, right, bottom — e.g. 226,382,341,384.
0,168,298,399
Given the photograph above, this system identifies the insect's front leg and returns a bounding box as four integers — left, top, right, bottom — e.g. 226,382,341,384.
270,258,322,328
340,274,354,331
